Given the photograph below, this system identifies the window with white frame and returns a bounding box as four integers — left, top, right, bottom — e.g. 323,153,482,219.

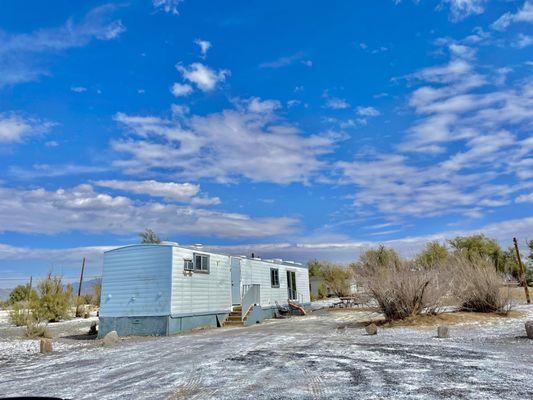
270,268,280,288
194,253,210,273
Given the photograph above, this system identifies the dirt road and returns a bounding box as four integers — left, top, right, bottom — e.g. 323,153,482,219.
1,307,532,399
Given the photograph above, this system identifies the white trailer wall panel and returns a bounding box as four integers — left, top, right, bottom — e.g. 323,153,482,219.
240,258,310,307
170,248,231,316
100,245,172,317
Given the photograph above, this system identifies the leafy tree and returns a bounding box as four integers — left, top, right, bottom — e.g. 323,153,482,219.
139,228,161,244
502,246,520,278
416,241,449,267
307,259,324,278
322,265,352,297
7,284,37,305
448,235,505,271
359,245,402,269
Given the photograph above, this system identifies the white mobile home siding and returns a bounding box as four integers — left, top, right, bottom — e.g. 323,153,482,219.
240,259,310,307
170,248,231,316
100,245,172,317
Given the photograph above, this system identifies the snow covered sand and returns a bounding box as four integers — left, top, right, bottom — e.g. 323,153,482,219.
1,306,532,399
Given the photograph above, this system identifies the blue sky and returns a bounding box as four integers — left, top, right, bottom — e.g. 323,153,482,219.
0,0,532,282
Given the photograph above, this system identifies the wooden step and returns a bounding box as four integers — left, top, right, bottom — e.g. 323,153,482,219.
225,320,243,326
227,315,242,322
232,305,242,312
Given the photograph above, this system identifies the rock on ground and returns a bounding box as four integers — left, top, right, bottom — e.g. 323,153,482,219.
526,321,533,339
437,325,449,338
365,323,378,335
102,330,119,346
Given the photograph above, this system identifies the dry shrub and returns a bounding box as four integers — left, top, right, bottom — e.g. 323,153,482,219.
356,259,448,321
8,301,30,326
447,255,511,313
25,321,51,339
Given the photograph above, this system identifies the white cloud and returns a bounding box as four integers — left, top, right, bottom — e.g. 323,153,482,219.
194,39,211,57
513,33,533,48
439,0,486,21
0,113,52,143
337,43,533,221
324,97,350,110
516,192,533,203
112,105,340,184
243,97,281,114
176,62,229,92
0,5,125,88
94,179,220,205
153,0,184,15
394,0,486,22
0,184,298,238
170,82,193,97
492,1,533,31
356,106,380,117
70,86,87,93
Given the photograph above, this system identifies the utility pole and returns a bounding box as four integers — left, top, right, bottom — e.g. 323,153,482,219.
76,258,86,317
513,237,531,304
26,276,33,322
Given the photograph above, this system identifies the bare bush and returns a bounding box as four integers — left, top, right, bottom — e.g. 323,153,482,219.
447,255,511,313
356,258,448,321
8,302,30,326
24,321,51,339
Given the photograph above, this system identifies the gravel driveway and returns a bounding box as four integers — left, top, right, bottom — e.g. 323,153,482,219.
0,306,532,399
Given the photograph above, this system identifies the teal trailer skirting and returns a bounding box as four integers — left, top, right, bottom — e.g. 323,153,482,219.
98,316,168,337
98,303,311,337
99,313,229,337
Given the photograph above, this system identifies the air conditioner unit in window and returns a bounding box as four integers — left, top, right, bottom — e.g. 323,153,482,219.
184,258,194,271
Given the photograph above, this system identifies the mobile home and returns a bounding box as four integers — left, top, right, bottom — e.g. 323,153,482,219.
99,243,310,337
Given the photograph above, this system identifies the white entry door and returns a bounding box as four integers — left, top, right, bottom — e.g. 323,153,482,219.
230,258,241,304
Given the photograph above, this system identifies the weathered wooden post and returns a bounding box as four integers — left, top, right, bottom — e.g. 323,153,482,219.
40,338,52,354
76,257,86,317
513,237,531,305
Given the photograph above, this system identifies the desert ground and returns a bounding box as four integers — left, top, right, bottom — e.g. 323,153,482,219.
0,302,532,400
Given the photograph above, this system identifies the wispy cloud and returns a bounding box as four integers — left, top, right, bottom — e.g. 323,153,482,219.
0,4,125,88
94,179,220,205
0,113,53,143
492,1,533,31
112,101,340,184
153,0,184,15
324,97,350,110
259,52,312,69
8,164,108,179
0,183,298,238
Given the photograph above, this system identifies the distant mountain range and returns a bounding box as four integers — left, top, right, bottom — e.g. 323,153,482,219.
0,288,11,301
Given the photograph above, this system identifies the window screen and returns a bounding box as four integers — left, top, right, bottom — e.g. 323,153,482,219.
194,253,210,272
270,268,280,287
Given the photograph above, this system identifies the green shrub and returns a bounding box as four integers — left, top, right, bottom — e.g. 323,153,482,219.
7,284,38,305
34,275,73,323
